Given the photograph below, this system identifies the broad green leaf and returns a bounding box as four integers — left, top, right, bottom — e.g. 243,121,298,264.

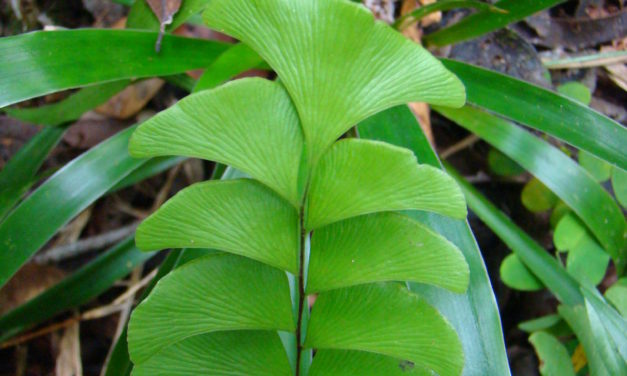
194,44,265,93
305,283,463,376
487,148,524,177
557,82,591,105
3,80,129,126
579,150,612,182
130,78,303,206
358,106,510,375
613,168,627,209
0,238,153,342
521,178,558,213
424,0,567,47
447,166,583,306
307,212,469,293
518,314,563,333
441,59,627,170
436,105,627,271
135,179,299,273
0,126,65,221
605,278,627,317
500,254,544,291
0,127,145,289
204,0,465,163
309,350,431,376
0,29,228,108
528,332,576,376
132,331,291,376
566,236,609,286
305,139,466,229
581,287,627,365
128,254,294,364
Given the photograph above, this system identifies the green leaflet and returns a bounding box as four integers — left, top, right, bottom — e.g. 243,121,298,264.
306,139,467,229
606,278,627,317
307,212,469,293
130,78,303,206
305,283,463,376
0,29,227,108
500,254,544,291
194,44,265,93
518,315,563,333
135,179,299,273
436,105,627,271
132,331,292,376
128,254,294,364
309,350,431,376
204,0,465,164
528,332,576,376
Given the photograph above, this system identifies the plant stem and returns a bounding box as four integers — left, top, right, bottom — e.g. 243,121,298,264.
295,207,306,376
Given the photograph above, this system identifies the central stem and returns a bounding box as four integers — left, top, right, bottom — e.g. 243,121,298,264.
295,207,306,376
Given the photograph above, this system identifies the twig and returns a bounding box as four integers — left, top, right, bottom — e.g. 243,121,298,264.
542,51,627,69
112,268,157,306
35,222,139,263
440,134,479,159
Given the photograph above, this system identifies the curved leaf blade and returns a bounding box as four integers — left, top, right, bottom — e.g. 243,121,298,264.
500,254,544,291
132,331,292,376
204,0,465,163
306,139,466,229
436,105,627,270
130,78,303,205
305,283,463,376
307,212,469,293
441,59,627,170
0,29,228,108
528,332,576,376
135,179,299,272
0,126,145,289
128,254,294,364
194,44,265,93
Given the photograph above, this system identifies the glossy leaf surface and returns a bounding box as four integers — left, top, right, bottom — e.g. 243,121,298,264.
204,0,465,162
128,254,294,364
305,283,463,376
130,78,303,205
436,105,626,271
0,29,227,108
135,179,299,272
306,139,466,229
442,59,627,170
307,212,468,293
0,127,145,289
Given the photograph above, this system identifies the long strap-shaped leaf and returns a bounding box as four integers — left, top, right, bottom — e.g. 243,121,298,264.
424,0,567,47
0,29,228,108
436,105,627,271
358,106,511,376
442,59,627,170
306,139,466,229
0,127,145,289
204,0,465,164
128,253,294,364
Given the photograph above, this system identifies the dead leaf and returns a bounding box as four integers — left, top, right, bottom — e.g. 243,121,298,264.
95,78,164,120
146,0,182,52
0,263,65,315
55,322,82,376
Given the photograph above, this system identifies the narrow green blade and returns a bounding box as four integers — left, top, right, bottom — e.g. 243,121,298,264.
441,59,627,170
194,44,264,93
0,29,228,108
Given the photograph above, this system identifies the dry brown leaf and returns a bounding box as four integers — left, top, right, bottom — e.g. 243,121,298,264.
55,322,82,376
95,78,165,120
146,0,182,51
0,263,65,315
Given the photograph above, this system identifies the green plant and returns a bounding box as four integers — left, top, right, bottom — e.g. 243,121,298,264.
124,0,472,374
